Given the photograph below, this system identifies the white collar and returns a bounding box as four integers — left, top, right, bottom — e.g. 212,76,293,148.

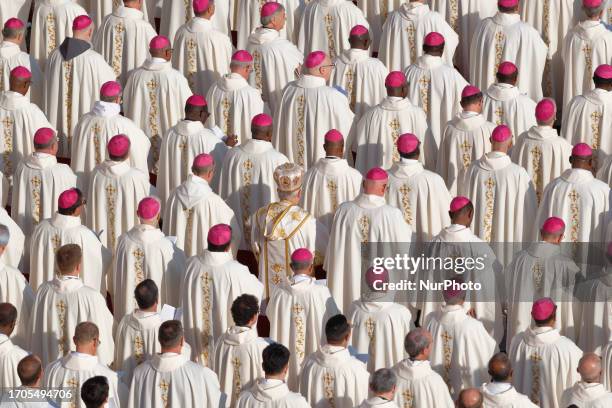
484,382,513,394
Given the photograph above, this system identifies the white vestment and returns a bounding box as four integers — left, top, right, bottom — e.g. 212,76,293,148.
509,326,583,408
482,82,537,140
481,382,538,407
0,42,44,106
597,155,612,186
562,382,612,408
379,2,458,72
299,344,370,408
160,0,231,44
355,0,402,53
358,396,400,408
273,74,355,172
172,17,233,97
238,0,305,46
603,341,612,391
267,276,340,390
163,175,240,257
218,139,289,251
93,5,157,85
574,269,612,354
330,48,388,120
236,378,310,408
181,250,263,366
28,276,114,367
300,156,362,233
86,160,155,251
0,334,28,388
0,207,25,269
392,359,454,408
469,12,547,101
0,262,34,348
324,193,411,313
0,1,31,29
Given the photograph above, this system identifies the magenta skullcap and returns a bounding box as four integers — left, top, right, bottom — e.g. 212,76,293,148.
541,216,565,234
4,18,25,30
424,32,445,47
10,66,31,80
186,94,207,107
324,129,343,143
33,128,55,145
365,266,389,288
443,279,465,301
107,134,130,157
193,0,210,13
497,61,518,76
531,298,556,321
498,0,519,7
535,98,556,122
491,125,512,143
193,153,214,168
304,51,326,68
58,188,80,210
100,81,122,98
232,50,253,63
397,133,419,154
572,143,593,157
72,15,92,31
366,167,388,181
350,25,369,36
291,248,313,263
261,2,282,17
137,197,161,220
461,85,481,99
252,113,273,127
594,64,612,79
583,0,604,7
450,196,471,212
208,224,232,246
385,71,407,88
149,35,170,50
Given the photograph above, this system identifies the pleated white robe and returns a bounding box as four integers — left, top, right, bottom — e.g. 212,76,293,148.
574,270,612,354
237,379,310,408
0,1,31,28
379,2,458,72
273,74,354,171
77,0,117,29
469,12,547,101
0,262,34,348
603,341,612,391
597,155,612,186
0,42,44,106
0,334,29,388
481,382,538,407
562,381,612,408
482,83,537,141
0,208,25,269
172,17,233,97
236,0,304,47
355,0,401,53
159,0,231,43
0,171,6,207
392,359,454,408
267,276,340,390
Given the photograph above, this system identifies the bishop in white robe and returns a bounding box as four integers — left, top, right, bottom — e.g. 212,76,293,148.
0,208,24,269
356,368,402,408
481,352,539,407
562,355,612,408
0,304,29,387
238,0,304,48
160,0,231,44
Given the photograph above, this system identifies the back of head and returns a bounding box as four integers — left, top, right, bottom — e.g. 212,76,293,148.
134,279,159,310
325,314,351,344
456,388,484,408
404,328,431,358
583,0,606,19
17,355,42,387
0,224,10,247
488,352,512,382
81,376,109,408
262,343,290,375
56,244,82,275
2,18,26,41
158,320,183,349
73,322,99,346
0,302,17,331
578,352,602,383
370,368,396,395
230,294,260,327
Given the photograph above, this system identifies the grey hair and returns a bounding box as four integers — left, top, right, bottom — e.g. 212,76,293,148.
261,3,285,26
0,225,10,246
370,368,396,394
404,328,431,358
584,4,606,18
230,60,252,70
2,27,25,39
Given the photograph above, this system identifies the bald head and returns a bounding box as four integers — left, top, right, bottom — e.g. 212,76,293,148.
9,73,31,95
488,352,512,382
324,139,344,158
73,322,99,347
17,355,43,387
456,388,483,408
578,353,602,383
0,302,17,335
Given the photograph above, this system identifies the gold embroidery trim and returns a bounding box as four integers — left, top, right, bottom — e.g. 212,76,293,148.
327,179,338,212
184,208,194,255
57,300,67,356
532,262,543,292
389,117,401,162
583,44,593,81
494,107,504,126
133,247,145,285
253,50,263,92
358,215,370,243
65,377,78,408
64,61,74,146
323,372,336,408
146,79,161,165
530,146,543,205
221,97,232,136
345,67,356,111
105,184,117,249
398,184,413,225
493,31,505,78
159,379,170,408
91,122,103,165
31,176,42,225
46,13,57,57
293,303,305,360
483,177,495,242
200,271,212,365
542,0,552,96
418,74,431,115
186,38,197,90
133,335,145,365
529,352,542,405
51,234,61,251
449,0,458,32
183,0,191,22
112,23,125,78
323,14,337,59
2,117,14,175
241,159,254,245
441,330,453,388
231,357,242,401
402,390,414,408
365,317,376,362
406,23,416,63
568,189,580,243
296,95,306,166
590,111,602,171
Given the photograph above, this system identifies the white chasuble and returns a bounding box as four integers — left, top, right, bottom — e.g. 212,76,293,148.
392,359,454,408
355,0,402,53
267,276,340,390
212,326,269,406
481,382,538,407
0,334,29,388
236,0,302,49
437,111,494,196
172,17,233,97
509,326,582,408
160,0,231,43
562,382,612,408
0,262,34,348
424,304,496,398
236,379,310,408
43,352,126,408
29,213,111,293
300,156,362,232
297,0,369,59
206,73,266,145
123,58,192,169
482,83,537,141
597,155,612,186
469,12,547,101
157,119,228,206
387,158,451,242
299,344,370,408
358,396,400,408
330,48,388,121
93,5,157,85
511,126,573,205
111,224,186,323
218,139,289,251
0,207,25,269
163,175,240,257
379,2,458,72
70,101,150,190
603,341,612,391
181,250,264,367
404,54,468,161
353,96,432,174
0,1,31,30
250,200,328,298
0,42,44,106
562,20,612,112
28,277,114,367
273,74,354,172
86,160,155,252
246,27,303,116
324,193,411,313
574,269,612,354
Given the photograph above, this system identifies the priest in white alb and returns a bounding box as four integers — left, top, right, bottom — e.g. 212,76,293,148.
273,51,354,171
0,303,29,387
562,353,612,407
481,352,539,407
379,0,458,72
160,0,231,44
353,71,432,173
87,134,155,251
437,85,495,195
206,50,265,145
325,167,411,313
267,248,340,390
330,25,387,120
28,244,114,367
93,0,157,85
70,81,150,190
111,197,186,323
29,188,110,293
387,134,450,242
469,0,547,101
509,298,583,408
0,207,24,269
512,99,572,204
123,35,191,168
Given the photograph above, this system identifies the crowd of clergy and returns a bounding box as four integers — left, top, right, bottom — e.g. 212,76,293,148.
1,0,612,407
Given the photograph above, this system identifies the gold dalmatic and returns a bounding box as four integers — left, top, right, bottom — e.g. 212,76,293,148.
2,117,14,176
112,23,125,78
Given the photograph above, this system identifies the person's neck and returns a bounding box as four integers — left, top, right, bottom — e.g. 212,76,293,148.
61,272,79,278
491,148,508,155
231,70,248,80
452,219,471,228
161,346,181,354
0,328,12,337
264,24,280,32
140,305,157,313
72,34,90,42
4,38,21,46
124,2,141,10
327,341,346,348
572,165,591,171
412,355,427,361
35,149,55,156
265,373,285,381
9,88,27,96
195,13,212,20
375,391,395,401
325,151,343,158
139,220,158,228
75,347,95,356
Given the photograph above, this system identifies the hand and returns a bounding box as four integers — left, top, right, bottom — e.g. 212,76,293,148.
225,135,238,147
294,64,303,79
467,308,477,318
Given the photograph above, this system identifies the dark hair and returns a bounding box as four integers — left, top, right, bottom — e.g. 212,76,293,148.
231,294,260,326
449,202,474,219
135,279,159,309
81,376,109,408
208,242,231,252
594,75,612,87
58,188,84,215
460,93,483,106
109,151,129,162
56,244,82,274
488,352,512,382
159,320,183,348
498,5,517,13
17,355,42,386
0,303,17,327
325,314,351,343
262,343,290,375
399,148,420,160
496,71,518,84
185,103,207,117
423,44,444,54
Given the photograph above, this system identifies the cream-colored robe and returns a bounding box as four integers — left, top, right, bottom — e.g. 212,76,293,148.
0,262,34,348
603,341,612,391
0,1,31,29
481,382,539,407
0,334,29,388
355,0,402,53
0,42,44,106
392,359,454,408
159,0,231,43
597,155,612,186
562,381,612,408
574,269,612,354
482,82,537,141
358,396,400,408
237,379,310,408
0,207,24,269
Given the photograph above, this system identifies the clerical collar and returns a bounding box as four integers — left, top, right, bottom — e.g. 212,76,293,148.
485,382,512,395
460,110,480,118
160,352,180,357
399,158,419,165
60,275,80,281
408,359,428,366
387,96,404,102
495,82,515,89
262,378,284,386
71,351,96,359
292,274,312,284
325,155,340,159
92,101,120,118
151,57,168,64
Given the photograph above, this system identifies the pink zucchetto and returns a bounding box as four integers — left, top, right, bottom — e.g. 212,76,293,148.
424,32,445,47
594,64,612,79
33,128,55,145
186,95,207,107
366,167,388,181
498,0,519,7
193,153,214,168
350,25,369,36
100,81,121,98
461,85,481,99
207,224,232,246
572,143,593,157
531,298,556,321
232,50,253,63
497,61,517,76
4,18,25,30
324,129,343,143
304,51,326,68
193,0,210,13
583,0,604,7
252,113,273,127
535,98,556,122
72,15,92,31
58,188,80,210
10,66,31,80
450,196,471,212
261,2,282,17
107,134,130,156
397,133,419,154
137,197,161,220
541,217,565,234
491,125,512,142
366,266,389,288
385,71,406,88
149,35,170,50
291,248,313,263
